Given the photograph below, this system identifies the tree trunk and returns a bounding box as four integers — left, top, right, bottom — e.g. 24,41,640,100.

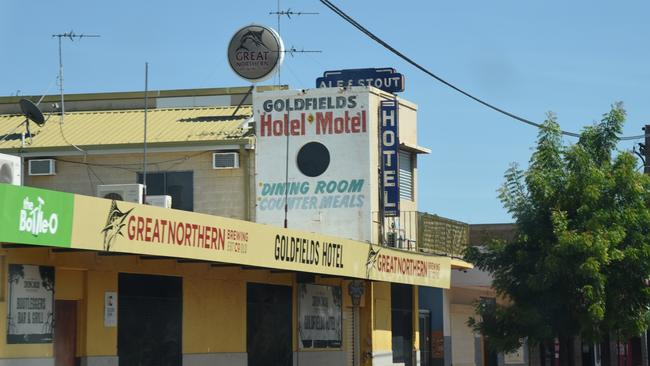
572,336,582,366
641,331,649,366
609,333,618,366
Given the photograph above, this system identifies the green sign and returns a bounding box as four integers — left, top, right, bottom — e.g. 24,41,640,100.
0,184,73,247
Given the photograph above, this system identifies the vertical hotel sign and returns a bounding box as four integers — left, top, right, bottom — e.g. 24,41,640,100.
380,100,399,217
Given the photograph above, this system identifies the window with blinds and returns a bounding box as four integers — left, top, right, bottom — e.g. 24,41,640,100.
399,151,414,201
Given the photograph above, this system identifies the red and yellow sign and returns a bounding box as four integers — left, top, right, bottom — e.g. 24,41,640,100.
1,184,451,288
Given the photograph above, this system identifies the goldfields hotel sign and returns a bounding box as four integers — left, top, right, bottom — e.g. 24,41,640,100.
253,88,373,242
227,24,284,83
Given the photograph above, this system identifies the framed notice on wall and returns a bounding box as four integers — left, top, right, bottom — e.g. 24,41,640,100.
6,264,55,344
104,291,117,327
298,284,342,349
504,342,526,364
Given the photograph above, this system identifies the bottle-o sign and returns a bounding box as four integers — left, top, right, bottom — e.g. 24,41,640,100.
227,24,284,83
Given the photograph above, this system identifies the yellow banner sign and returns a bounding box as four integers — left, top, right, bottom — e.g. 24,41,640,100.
69,195,450,288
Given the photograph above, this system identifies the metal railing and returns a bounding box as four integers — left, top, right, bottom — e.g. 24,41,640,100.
374,211,470,258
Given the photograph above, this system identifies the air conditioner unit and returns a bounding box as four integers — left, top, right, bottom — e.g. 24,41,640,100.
213,152,239,169
96,184,144,204
145,195,172,208
0,153,21,185
28,159,56,176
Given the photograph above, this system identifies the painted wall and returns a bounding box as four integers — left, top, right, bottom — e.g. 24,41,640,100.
254,87,374,242
0,248,362,364
24,150,252,220
450,304,477,366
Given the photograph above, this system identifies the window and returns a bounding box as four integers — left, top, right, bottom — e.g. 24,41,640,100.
137,171,193,211
399,151,414,201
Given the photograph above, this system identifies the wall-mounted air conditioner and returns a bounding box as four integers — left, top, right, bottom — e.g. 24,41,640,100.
96,184,144,204
213,152,239,169
145,195,172,208
28,159,56,176
0,153,21,185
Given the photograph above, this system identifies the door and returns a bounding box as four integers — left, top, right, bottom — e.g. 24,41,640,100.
118,273,182,366
247,283,292,366
419,310,431,366
392,284,413,366
54,300,78,366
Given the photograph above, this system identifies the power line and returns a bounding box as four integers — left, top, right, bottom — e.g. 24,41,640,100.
319,0,647,141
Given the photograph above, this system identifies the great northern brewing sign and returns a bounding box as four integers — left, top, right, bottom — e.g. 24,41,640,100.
0,185,455,289
227,24,284,83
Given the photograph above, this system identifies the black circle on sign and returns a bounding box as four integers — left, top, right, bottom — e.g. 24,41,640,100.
297,142,330,177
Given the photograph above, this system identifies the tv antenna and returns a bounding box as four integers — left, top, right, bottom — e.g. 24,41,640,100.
269,8,319,19
52,31,100,124
270,1,321,85
282,46,322,58
52,31,100,153
0,99,46,146
269,3,321,229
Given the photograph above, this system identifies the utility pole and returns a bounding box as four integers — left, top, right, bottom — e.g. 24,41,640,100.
642,125,650,366
644,125,650,174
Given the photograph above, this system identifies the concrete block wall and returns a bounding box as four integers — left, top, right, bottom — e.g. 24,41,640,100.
24,150,250,220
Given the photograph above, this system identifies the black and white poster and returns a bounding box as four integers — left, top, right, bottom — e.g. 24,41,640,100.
7,264,54,344
299,284,342,348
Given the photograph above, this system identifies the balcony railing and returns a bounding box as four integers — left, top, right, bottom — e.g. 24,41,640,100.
375,211,469,259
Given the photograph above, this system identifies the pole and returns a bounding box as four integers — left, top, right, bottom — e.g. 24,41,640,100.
283,111,289,228
642,125,650,174
143,62,149,201
642,124,650,366
58,36,65,125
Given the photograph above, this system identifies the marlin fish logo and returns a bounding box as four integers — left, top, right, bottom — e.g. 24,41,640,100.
366,243,381,278
236,28,268,52
101,201,133,251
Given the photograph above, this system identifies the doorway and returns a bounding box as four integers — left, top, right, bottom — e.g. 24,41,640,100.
247,283,292,366
118,273,182,366
392,284,413,366
419,310,431,366
54,300,78,366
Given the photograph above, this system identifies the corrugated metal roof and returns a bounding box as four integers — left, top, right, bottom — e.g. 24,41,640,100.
0,106,252,151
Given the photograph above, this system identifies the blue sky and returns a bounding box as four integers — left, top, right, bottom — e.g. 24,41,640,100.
2,0,649,223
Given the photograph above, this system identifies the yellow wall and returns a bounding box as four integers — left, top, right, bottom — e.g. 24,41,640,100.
367,282,421,361
183,277,246,353
413,286,419,352
84,270,116,356
371,281,392,353
0,247,361,359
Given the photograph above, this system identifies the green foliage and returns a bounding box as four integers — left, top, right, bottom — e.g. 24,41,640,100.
465,103,650,352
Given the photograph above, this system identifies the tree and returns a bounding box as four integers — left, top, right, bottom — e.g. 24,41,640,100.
465,103,650,366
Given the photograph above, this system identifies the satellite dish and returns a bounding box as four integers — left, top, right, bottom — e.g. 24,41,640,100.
19,99,46,126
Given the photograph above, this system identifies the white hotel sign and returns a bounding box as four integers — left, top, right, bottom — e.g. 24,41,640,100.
253,88,372,242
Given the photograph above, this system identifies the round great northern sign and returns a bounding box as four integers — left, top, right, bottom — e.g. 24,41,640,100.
227,24,284,83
